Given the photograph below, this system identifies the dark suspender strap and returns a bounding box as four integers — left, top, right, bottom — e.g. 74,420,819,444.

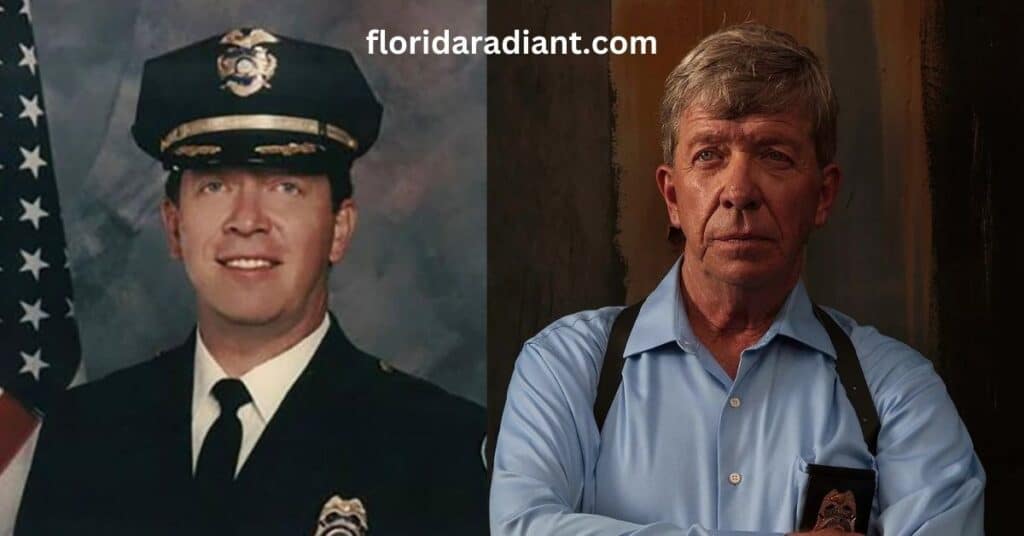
593,301,643,432
592,299,880,455
812,304,880,456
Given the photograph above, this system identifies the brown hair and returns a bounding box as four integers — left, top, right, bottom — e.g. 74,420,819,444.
659,23,838,166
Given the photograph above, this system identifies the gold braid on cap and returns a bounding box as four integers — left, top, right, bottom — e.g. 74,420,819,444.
159,114,358,153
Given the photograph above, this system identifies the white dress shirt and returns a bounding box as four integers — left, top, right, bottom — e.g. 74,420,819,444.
190,313,330,475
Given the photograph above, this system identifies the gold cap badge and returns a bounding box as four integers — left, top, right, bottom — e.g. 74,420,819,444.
217,28,279,97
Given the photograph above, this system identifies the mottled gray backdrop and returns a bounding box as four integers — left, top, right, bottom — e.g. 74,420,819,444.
33,0,485,404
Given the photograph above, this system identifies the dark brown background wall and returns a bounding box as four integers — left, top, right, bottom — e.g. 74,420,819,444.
488,0,1021,530
920,0,1022,527
487,0,625,468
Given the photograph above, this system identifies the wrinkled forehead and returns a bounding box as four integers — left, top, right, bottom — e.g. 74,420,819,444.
677,105,816,146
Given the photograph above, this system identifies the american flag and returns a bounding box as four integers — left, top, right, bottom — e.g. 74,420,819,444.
0,0,81,497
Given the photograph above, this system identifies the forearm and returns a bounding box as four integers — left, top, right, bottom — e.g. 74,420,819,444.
491,353,783,536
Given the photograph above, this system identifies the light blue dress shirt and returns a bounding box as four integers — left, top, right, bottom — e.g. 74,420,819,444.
491,258,984,535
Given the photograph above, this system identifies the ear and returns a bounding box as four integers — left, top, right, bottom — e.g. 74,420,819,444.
160,199,184,259
328,199,358,264
814,163,842,227
656,164,682,229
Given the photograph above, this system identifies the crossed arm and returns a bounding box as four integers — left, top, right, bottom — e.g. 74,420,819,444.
489,341,985,535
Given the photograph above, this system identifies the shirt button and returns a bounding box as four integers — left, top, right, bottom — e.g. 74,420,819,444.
728,472,742,485
728,397,742,408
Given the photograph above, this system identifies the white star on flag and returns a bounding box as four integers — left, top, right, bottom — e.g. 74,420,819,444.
18,43,37,75
66,298,75,318
19,349,49,381
19,299,50,331
18,94,44,127
18,145,47,178
19,0,32,22
20,248,50,281
19,197,49,229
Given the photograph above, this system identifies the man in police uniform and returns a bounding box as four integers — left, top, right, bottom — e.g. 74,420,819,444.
17,28,487,535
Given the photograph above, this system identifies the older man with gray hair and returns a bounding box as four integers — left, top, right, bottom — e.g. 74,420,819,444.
490,23,984,535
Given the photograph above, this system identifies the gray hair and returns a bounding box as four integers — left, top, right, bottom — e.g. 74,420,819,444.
659,23,838,166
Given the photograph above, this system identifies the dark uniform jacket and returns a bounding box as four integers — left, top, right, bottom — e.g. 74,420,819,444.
15,315,488,535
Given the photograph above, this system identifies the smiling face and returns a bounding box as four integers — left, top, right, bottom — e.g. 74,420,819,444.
656,106,841,289
160,166,356,330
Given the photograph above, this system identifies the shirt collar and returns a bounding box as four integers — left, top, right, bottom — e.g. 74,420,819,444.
622,257,836,360
771,278,836,359
623,256,693,357
192,312,331,421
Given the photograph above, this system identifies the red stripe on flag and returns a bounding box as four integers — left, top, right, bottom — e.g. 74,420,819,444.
0,393,39,474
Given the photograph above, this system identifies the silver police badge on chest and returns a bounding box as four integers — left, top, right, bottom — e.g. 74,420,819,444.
217,28,279,97
314,495,369,536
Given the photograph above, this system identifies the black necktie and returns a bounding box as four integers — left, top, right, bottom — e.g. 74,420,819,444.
195,378,251,498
